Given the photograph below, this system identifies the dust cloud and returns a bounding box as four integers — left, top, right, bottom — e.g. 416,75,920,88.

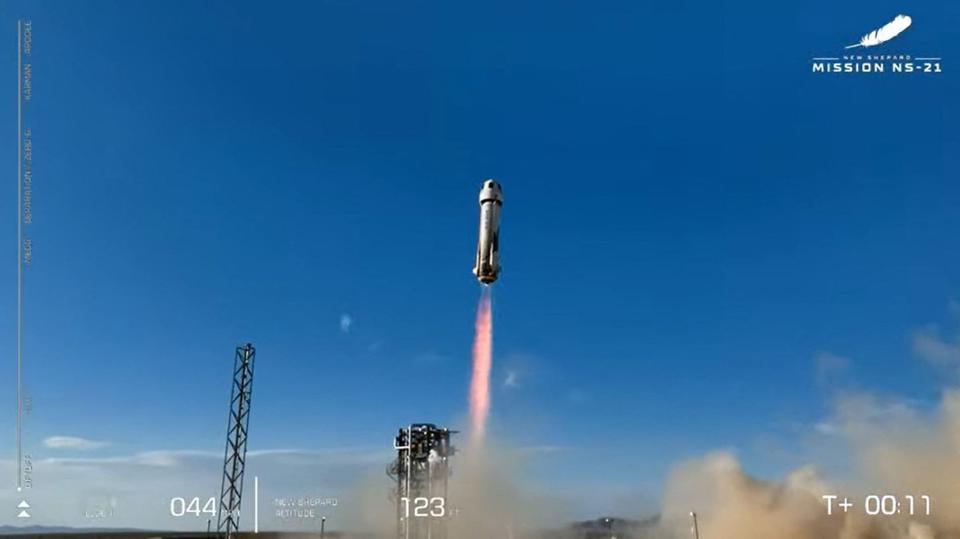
336,443,567,539
658,390,960,539
446,444,570,539
336,388,960,538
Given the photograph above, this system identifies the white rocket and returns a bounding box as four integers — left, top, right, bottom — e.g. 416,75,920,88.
472,179,503,284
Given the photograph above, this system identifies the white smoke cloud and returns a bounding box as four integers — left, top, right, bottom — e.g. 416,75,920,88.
340,313,353,333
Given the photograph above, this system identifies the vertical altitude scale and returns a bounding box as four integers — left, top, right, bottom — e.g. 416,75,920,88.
16,17,24,494
15,17,32,495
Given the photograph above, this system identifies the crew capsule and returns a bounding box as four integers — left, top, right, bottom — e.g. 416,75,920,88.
472,179,503,284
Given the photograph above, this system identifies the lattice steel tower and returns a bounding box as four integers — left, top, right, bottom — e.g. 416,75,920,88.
217,343,256,538
387,424,456,539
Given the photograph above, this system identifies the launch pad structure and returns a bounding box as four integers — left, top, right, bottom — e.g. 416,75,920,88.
217,343,257,539
388,424,456,539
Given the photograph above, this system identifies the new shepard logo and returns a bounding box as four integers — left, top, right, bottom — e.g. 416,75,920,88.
811,14,942,75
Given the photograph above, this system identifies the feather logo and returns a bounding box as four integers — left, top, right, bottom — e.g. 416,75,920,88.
846,14,912,49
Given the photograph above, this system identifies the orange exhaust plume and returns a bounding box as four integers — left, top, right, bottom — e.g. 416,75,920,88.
469,288,493,444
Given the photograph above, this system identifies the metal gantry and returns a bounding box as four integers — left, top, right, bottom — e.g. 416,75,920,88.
387,424,456,539
217,343,256,538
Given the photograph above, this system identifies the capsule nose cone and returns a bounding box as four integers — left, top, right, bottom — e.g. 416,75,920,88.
483,179,501,192
478,178,503,204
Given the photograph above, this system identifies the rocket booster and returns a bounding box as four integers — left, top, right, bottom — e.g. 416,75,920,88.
473,179,503,284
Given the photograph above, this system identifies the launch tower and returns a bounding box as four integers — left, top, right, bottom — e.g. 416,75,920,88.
217,343,256,539
388,424,456,539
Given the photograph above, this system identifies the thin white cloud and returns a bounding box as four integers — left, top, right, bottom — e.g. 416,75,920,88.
43,447,389,467
43,435,110,451
0,446,391,529
340,313,353,333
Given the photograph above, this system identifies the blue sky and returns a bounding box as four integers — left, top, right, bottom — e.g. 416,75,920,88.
0,0,958,528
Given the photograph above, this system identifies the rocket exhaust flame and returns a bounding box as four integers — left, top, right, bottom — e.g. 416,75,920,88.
469,287,493,444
